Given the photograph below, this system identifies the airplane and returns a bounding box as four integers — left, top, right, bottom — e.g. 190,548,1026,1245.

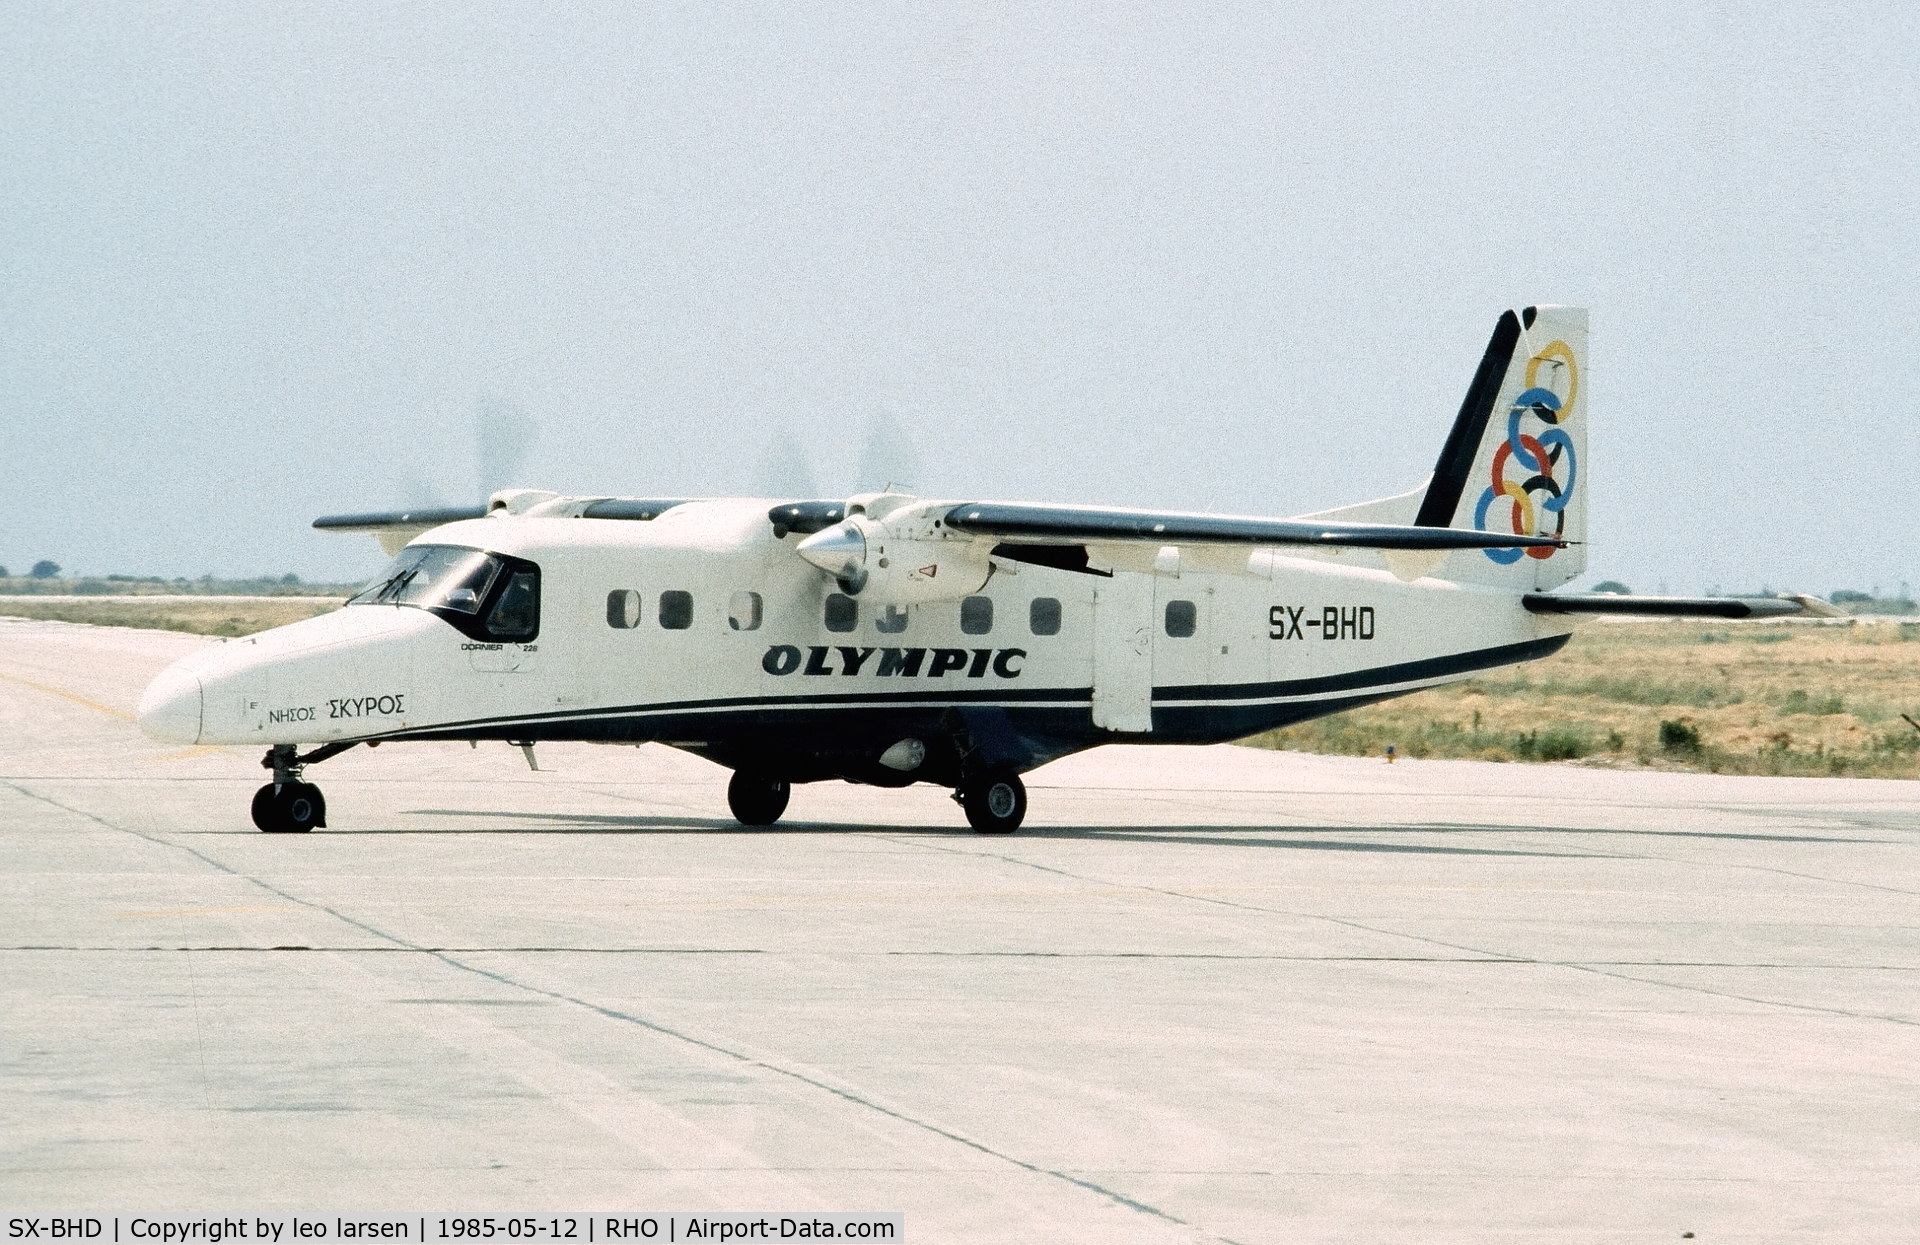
137,306,1823,834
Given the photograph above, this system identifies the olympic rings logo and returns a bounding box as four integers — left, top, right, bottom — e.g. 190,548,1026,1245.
1474,340,1578,563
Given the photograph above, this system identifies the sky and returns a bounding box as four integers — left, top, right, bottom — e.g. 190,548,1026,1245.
4,1,1916,593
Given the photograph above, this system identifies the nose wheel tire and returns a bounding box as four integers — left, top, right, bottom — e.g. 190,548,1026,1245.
251,782,326,833
961,768,1026,835
727,771,790,827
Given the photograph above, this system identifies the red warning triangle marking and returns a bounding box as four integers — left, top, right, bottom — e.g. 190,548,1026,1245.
918,564,938,578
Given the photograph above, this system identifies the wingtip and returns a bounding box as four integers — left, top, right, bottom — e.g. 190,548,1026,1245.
1780,592,1845,618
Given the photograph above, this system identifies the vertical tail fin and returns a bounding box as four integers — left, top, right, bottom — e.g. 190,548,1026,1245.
1418,306,1587,588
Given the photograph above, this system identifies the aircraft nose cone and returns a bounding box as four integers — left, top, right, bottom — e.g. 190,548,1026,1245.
137,665,202,744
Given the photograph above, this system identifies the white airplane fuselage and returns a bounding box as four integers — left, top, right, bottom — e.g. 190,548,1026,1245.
140,498,1574,787
145,303,1728,832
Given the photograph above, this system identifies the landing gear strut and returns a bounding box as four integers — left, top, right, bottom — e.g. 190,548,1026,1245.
959,765,1026,835
251,742,354,833
728,771,791,826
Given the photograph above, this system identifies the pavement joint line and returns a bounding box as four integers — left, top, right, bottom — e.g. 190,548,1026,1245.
1476,828,1920,897
0,776,1246,1243
1303,912,1920,1029
7,946,1918,970
1037,783,1920,816
898,827,1618,860
428,952,1247,1244
1681,856,1920,899
180,926,216,1111
1206,888,1920,1028
1381,825,1891,844
1,945,773,953
882,831,1920,1029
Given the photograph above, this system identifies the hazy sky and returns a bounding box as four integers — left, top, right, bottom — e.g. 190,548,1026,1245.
5,1,1916,592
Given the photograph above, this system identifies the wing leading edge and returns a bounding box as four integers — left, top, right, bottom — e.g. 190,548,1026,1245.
943,503,1565,551
311,505,491,532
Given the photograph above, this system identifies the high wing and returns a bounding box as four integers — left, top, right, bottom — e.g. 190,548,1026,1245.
311,505,492,556
313,495,696,555
785,494,1567,597
941,502,1565,551
311,505,491,532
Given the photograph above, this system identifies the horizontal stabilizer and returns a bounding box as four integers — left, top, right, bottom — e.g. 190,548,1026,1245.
1522,594,1814,619
945,503,1564,552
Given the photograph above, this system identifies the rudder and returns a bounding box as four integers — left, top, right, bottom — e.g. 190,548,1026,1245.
1418,305,1587,588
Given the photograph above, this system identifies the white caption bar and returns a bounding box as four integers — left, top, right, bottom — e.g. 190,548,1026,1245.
4,1218,903,1245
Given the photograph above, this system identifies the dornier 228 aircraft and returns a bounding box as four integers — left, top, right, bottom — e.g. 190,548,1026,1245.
139,306,1817,834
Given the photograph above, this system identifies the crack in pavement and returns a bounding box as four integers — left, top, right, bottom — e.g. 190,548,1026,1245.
889,833,1920,1029
0,778,1242,1245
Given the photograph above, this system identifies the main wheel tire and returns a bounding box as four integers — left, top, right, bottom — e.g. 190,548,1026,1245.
277,782,325,832
250,783,278,832
962,768,1026,835
253,782,324,833
727,771,790,827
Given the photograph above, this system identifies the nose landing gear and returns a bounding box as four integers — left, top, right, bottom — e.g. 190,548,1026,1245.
727,770,791,826
251,780,326,833
252,742,356,833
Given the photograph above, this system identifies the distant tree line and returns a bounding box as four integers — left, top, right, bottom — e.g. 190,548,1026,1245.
0,568,358,597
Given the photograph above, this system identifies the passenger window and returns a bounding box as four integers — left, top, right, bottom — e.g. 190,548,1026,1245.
960,595,993,635
487,572,540,640
728,590,763,631
875,604,909,634
824,593,857,632
659,590,693,630
1030,597,1061,636
1165,599,1197,638
607,589,641,629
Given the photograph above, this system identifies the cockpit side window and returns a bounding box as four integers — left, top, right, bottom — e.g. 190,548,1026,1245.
348,544,541,642
487,572,540,640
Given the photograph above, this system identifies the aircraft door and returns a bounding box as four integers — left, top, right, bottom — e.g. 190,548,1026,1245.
1152,579,1212,692
467,564,542,673
1092,573,1154,733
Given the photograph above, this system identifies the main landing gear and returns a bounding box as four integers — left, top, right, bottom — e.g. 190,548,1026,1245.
251,742,355,833
958,766,1026,835
723,765,1027,834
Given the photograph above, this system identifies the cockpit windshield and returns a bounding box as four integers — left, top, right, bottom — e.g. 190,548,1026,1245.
348,544,541,642
349,545,500,614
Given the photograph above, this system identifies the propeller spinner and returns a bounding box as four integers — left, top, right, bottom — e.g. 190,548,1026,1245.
784,497,994,605
795,521,869,594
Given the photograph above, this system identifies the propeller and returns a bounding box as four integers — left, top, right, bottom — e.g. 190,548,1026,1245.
854,410,922,495
474,395,537,497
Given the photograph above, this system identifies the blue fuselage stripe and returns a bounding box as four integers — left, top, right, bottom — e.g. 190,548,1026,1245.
370,634,1565,741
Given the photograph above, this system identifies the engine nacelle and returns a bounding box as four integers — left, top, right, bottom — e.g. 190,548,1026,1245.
794,513,992,605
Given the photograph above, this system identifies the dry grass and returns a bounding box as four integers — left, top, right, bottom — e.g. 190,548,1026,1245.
1242,618,1920,779
0,597,343,637
0,575,359,597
